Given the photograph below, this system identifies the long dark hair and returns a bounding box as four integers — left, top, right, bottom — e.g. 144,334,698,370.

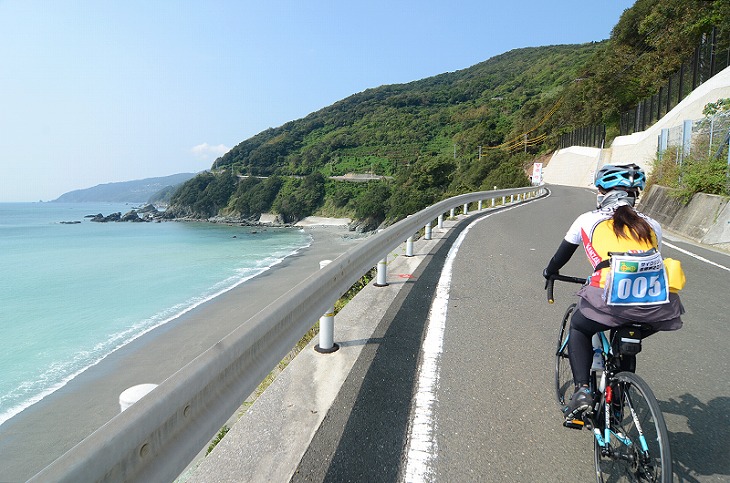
612,205,654,244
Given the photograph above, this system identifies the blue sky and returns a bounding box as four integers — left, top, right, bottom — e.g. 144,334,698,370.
0,0,635,202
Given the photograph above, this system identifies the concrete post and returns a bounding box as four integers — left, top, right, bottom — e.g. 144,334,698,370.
681,119,693,163
449,208,455,218
510,194,514,203
119,384,158,412
315,260,339,353
491,197,495,207
374,257,388,287
406,236,414,257
463,203,468,215
478,200,483,211
424,222,432,240
437,214,444,229
502,196,506,205
659,128,669,160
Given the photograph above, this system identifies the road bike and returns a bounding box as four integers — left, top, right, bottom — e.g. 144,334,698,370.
547,274,672,482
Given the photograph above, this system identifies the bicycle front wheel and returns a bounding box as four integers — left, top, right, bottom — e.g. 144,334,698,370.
594,372,672,482
555,303,576,407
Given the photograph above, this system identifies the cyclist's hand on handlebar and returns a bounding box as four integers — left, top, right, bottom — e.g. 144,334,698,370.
543,268,557,289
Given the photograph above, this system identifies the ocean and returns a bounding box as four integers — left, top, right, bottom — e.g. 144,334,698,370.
0,202,311,427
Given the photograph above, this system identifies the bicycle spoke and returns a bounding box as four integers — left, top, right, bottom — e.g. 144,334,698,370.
593,373,671,482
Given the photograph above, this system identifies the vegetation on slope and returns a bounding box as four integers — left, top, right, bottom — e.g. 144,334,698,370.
169,0,729,223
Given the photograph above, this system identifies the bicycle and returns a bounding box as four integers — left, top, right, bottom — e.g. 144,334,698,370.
547,274,672,483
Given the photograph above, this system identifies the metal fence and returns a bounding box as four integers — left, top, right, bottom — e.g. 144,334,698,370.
621,27,730,136
658,112,730,164
559,124,606,149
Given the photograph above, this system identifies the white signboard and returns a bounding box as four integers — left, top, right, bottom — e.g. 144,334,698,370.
532,162,543,185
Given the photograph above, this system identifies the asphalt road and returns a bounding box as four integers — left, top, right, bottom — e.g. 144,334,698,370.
293,185,730,482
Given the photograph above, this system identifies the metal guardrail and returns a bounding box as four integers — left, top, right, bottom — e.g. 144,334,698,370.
30,186,544,483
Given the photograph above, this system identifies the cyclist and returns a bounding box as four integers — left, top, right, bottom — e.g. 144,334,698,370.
543,163,684,418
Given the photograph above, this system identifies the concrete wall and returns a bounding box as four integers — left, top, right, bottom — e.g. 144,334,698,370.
638,185,730,251
541,146,602,188
542,65,730,252
544,65,730,178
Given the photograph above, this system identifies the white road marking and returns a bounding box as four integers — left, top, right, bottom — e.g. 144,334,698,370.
403,199,540,482
663,240,730,272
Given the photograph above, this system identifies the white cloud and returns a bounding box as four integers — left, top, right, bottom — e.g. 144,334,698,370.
191,142,230,159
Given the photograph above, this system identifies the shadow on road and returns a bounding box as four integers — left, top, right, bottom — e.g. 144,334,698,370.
660,394,730,482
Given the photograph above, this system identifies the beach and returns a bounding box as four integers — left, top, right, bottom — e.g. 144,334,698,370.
0,222,363,482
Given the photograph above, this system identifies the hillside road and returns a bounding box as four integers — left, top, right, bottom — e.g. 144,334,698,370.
293,185,730,482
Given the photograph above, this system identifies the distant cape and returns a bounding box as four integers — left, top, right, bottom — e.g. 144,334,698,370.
53,173,197,203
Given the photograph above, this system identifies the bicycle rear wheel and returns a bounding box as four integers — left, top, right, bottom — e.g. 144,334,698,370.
594,372,672,482
555,303,576,406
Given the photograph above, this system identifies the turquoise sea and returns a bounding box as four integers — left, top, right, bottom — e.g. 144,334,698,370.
0,202,310,427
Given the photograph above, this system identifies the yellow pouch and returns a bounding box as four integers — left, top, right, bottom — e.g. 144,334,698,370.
663,258,686,292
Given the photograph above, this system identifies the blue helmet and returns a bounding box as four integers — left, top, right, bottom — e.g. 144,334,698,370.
594,163,646,191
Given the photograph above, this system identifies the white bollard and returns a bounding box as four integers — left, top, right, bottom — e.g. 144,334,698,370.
119,383,158,412
406,236,414,257
491,197,495,207
375,257,388,287
424,222,432,240
449,208,455,218
463,203,468,215
510,194,514,203
437,214,444,229
478,200,483,211
502,196,506,205
315,260,339,353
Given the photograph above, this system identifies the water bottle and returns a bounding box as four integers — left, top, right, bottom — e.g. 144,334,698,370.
591,334,604,372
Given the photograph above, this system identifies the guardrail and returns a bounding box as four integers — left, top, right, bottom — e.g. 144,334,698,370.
31,186,544,483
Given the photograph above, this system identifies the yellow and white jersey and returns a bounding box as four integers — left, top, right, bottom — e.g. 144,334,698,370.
564,207,662,288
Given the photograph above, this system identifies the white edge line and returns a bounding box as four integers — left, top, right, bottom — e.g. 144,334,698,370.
663,240,730,272
402,198,542,482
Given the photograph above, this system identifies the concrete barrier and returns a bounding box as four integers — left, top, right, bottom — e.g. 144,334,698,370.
638,185,730,251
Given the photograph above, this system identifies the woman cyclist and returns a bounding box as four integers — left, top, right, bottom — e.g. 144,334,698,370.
543,163,684,418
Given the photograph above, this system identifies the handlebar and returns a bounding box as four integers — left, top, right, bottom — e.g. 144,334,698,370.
546,274,587,304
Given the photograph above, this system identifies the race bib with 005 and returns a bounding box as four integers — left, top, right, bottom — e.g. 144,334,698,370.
604,251,669,306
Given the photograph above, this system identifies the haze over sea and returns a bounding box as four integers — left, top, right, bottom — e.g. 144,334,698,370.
0,202,310,427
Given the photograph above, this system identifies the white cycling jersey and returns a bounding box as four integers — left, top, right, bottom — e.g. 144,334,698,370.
564,206,662,288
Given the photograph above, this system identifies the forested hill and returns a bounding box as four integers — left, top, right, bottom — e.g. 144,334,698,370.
213,43,599,179
169,0,728,227
54,173,196,203
169,43,601,225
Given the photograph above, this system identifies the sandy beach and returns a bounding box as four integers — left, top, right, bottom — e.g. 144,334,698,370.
0,223,363,482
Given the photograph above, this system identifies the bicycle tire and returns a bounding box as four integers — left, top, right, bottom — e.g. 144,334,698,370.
555,303,576,407
593,371,672,482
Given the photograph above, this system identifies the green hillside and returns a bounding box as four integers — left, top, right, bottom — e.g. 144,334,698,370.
53,173,197,203
168,0,728,226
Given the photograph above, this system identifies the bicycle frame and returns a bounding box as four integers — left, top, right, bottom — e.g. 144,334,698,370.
548,273,672,481
591,332,652,459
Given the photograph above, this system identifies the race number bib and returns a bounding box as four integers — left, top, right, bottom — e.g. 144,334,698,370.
604,251,669,306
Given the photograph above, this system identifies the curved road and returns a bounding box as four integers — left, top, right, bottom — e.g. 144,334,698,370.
294,185,730,482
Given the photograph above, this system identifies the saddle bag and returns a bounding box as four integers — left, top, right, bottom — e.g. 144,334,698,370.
613,327,643,356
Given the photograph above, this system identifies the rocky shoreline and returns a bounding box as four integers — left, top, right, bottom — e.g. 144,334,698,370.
80,204,381,233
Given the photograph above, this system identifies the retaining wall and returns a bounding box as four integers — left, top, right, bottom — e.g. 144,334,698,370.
639,185,730,251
